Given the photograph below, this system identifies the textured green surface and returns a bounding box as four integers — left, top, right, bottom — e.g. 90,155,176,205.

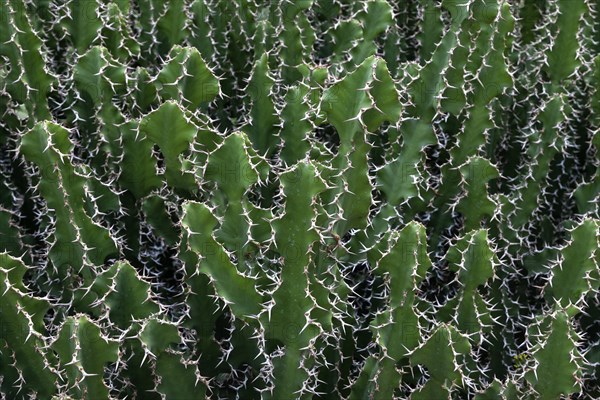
0,0,599,398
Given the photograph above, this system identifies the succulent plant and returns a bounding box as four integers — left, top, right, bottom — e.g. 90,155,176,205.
0,0,599,398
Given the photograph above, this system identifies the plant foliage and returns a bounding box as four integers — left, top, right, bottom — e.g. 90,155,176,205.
0,0,599,398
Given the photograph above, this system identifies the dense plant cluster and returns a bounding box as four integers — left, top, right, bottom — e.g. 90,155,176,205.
1,0,599,398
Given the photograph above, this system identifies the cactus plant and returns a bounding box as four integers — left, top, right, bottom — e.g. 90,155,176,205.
0,0,599,399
